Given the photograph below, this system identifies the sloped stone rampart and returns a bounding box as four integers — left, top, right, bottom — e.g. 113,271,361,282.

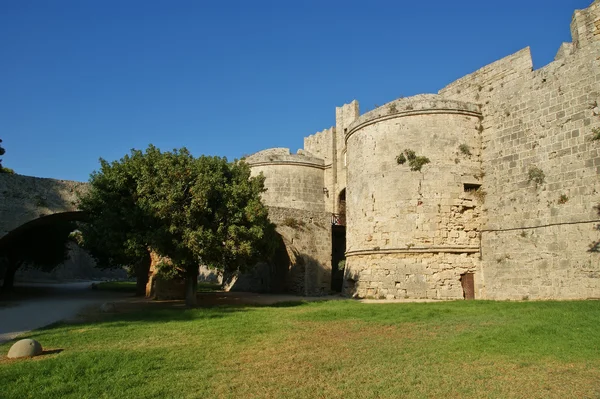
0,173,88,239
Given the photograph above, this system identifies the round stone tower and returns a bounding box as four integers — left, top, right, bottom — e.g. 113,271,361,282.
245,148,325,212
343,94,484,299
239,148,331,296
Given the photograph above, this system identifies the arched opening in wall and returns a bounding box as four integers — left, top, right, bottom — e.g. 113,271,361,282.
0,211,89,294
338,189,346,224
331,189,347,292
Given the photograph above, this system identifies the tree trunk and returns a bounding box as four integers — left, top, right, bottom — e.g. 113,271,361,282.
134,252,151,297
185,267,199,307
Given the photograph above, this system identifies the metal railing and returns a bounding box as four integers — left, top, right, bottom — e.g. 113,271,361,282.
331,213,346,226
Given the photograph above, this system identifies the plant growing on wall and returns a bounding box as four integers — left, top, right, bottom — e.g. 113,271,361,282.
0,138,14,174
558,194,569,204
528,166,545,186
591,127,600,141
459,144,472,156
282,217,305,229
396,149,430,172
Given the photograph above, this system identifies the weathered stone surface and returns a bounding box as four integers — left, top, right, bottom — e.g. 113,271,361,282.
2,1,599,301
246,0,600,301
0,173,88,241
7,339,43,359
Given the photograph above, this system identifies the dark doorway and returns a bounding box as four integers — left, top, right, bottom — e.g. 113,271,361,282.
331,225,346,292
460,272,475,300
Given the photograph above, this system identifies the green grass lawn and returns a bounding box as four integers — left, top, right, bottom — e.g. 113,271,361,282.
95,281,222,293
1,300,599,398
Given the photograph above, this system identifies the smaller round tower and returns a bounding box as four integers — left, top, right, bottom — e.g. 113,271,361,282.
245,148,326,212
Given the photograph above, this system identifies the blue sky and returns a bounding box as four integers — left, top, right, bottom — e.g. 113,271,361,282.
0,0,593,182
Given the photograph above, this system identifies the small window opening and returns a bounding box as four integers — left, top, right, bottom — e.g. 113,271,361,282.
463,183,481,192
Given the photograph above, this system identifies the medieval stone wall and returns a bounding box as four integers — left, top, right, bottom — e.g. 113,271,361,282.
436,0,600,299
2,1,598,300
0,173,87,239
226,206,332,295
333,101,359,212
342,95,484,299
304,127,336,213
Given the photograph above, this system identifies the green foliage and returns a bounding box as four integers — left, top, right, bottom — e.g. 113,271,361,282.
336,259,346,271
0,138,13,173
558,194,569,204
591,127,600,141
528,166,545,185
459,143,471,156
0,220,76,291
0,139,4,169
77,150,152,270
396,149,430,172
154,261,184,280
78,144,276,306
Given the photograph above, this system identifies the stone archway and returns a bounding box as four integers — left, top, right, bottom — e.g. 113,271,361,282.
0,211,88,292
331,189,346,292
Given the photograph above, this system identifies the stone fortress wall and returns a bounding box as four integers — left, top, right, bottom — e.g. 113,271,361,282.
0,173,87,240
437,0,600,300
1,2,598,300
236,150,333,295
248,0,600,300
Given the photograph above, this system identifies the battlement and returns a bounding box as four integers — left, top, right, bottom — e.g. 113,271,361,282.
304,127,334,164
245,148,325,169
571,0,600,49
345,94,481,143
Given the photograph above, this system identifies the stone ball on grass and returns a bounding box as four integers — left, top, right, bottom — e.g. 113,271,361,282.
7,339,43,359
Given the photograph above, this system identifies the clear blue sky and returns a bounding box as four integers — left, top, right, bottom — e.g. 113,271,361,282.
0,0,593,182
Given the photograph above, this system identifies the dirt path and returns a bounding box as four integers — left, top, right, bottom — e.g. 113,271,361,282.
0,282,130,344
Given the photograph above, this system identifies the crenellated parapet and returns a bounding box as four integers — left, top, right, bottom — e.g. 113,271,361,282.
245,148,326,212
245,148,325,169
345,94,481,144
571,0,600,49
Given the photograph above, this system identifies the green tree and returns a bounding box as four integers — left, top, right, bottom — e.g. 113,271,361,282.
77,150,153,296
0,138,13,173
0,139,5,167
135,146,276,306
0,221,76,294
79,145,276,306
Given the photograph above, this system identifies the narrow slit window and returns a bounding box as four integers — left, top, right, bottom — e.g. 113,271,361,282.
463,183,481,192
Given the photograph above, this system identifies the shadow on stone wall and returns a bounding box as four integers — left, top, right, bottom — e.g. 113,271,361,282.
13,242,127,282
588,205,600,253
0,210,125,284
224,232,332,296
0,174,87,239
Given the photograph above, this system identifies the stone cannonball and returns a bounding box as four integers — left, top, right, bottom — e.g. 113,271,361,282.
7,339,43,359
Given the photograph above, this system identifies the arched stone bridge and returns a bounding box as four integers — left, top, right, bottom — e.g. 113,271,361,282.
0,174,89,248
